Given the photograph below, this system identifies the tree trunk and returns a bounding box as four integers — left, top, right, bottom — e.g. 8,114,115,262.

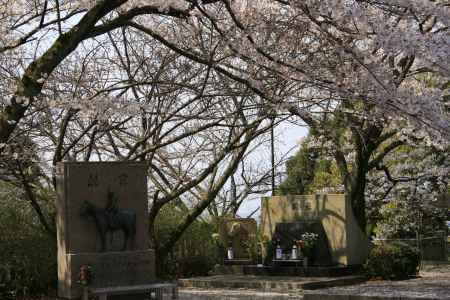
148,191,162,249
349,174,367,233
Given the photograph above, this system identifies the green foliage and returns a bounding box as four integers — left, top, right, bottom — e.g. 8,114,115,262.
244,237,259,263
364,241,420,280
277,143,317,195
262,239,275,265
155,203,220,278
0,183,56,298
277,136,341,195
307,161,341,194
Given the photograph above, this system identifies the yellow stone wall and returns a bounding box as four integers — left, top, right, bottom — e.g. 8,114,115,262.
260,194,369,265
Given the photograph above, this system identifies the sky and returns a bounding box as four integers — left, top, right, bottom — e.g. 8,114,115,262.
237,121,309,221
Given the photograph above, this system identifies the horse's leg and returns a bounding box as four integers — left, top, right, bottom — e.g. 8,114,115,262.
129,229,136,251
130,215,137,250
96,216,108,252
100,229,106,252
109,230,114,249
122,229,128,251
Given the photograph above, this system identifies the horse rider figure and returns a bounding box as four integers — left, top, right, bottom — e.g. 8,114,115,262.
105,190,119,227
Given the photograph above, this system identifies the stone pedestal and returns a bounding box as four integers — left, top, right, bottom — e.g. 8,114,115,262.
56,162,155,299
58,250,156,299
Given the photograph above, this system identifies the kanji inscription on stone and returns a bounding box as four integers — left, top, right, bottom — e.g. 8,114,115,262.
87,173,99,187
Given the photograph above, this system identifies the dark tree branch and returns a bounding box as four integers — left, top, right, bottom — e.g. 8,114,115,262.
369,140,404,170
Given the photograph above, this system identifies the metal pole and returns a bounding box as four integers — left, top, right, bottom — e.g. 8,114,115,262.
271,116,275,196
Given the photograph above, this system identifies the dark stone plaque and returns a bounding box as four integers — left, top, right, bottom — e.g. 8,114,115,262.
272,221,333,266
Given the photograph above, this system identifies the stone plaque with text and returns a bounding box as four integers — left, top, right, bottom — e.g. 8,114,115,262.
56,162,155,299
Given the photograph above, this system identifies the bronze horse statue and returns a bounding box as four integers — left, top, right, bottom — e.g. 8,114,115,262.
80,199,136,252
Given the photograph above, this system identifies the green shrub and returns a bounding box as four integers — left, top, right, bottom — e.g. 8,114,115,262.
0,183,57,298
364,241,420,279
155,203,220,278
177,255,214,277
263,240,274,265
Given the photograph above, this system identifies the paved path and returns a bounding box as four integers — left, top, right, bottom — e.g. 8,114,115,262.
304,265,450,300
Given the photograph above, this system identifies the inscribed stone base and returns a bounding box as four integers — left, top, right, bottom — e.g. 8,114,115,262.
58,250,155,299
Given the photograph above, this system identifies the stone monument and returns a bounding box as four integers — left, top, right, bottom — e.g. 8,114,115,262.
218,218,257,260
260,194,369,266
56,162,155,299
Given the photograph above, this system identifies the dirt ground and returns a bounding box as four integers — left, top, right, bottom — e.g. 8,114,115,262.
305,263,450,299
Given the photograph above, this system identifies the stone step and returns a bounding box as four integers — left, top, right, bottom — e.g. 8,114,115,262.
179,288,300,300
242,265,362,277
178,275,366,293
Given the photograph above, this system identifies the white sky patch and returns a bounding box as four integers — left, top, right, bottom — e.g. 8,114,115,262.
237,122,309,222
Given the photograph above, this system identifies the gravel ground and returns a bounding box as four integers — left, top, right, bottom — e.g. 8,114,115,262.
304,264,450,299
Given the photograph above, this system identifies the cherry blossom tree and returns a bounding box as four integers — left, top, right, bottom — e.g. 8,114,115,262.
2,1,448,145
278,116,449,236
135,0,449,233
0,0,449,240
366,132,449,238
0,0,220,144
0,23,277,272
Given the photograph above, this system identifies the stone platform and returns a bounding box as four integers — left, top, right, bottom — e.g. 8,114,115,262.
242,265,362,277
178,275,366,293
